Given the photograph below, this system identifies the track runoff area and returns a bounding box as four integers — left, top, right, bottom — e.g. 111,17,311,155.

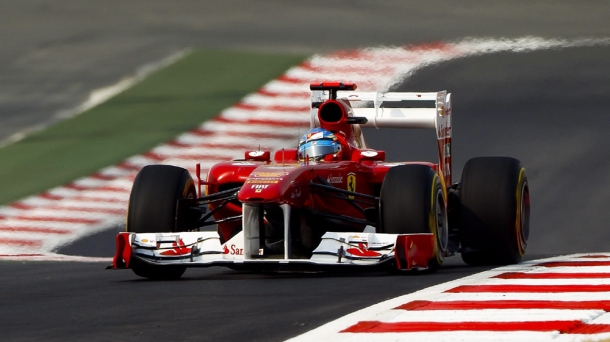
1,37,610,340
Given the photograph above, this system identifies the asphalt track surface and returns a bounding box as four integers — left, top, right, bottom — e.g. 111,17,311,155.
1,1,609,341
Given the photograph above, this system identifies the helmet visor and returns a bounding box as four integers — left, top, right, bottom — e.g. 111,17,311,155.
299,139,339,161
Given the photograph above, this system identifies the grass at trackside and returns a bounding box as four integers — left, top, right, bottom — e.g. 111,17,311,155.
0,50,306,205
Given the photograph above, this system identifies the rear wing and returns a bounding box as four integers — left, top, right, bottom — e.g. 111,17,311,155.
310,90,451,130
310,87,453,184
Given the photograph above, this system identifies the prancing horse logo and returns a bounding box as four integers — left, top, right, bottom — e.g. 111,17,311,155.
347,173,356,199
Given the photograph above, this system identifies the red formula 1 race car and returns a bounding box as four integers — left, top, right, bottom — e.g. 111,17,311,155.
112,82,530,280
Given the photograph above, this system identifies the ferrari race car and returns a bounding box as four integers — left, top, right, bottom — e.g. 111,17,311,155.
112,82,530,280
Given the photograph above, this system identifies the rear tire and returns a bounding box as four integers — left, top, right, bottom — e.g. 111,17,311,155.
459,157,530,265
379,165,448,269
126,165,196,280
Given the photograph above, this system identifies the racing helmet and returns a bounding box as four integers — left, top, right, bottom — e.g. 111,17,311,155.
298,128,341,161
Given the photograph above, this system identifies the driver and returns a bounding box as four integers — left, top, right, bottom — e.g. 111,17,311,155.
297,128,342,161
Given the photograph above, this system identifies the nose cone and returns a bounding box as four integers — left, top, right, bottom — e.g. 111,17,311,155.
238,182,283,202
238,170,289,203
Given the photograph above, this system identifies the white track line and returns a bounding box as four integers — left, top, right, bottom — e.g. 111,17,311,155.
287,254,610,342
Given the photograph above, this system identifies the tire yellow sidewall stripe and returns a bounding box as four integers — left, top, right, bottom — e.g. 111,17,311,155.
515,167,527,256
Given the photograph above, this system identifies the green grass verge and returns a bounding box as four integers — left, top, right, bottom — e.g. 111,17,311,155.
0,50,306,205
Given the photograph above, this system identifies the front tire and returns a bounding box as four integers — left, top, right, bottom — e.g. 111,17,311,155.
459,157,530,265
126,164,196,280
127,165,196,233
379,165,448,269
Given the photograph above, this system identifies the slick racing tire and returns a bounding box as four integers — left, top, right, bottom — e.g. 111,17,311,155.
126,164,196,280
459,157,530,266
379,165,448,270
127,164,196,233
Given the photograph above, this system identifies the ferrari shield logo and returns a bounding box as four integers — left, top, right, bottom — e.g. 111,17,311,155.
347,173,356,199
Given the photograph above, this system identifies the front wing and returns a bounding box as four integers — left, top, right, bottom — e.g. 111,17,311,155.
113,230,435,272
